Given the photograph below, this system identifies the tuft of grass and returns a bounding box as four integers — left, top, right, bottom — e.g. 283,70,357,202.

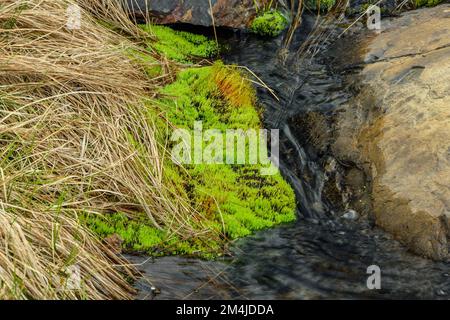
140,24,219,63
0,0,217,299
250,10,289,37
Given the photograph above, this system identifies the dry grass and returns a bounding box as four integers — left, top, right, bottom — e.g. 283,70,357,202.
0,0,213,299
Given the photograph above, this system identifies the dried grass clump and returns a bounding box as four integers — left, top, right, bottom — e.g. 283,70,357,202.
76,0,143,37
0,0,212,299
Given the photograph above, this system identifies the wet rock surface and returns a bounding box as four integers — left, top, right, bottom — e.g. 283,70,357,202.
126,0,266,29
331,5,450,260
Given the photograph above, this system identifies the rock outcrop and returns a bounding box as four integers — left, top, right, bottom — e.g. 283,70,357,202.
126,0,267,29
333,5,450,260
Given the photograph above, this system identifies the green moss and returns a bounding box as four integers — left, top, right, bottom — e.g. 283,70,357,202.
414,0,445,7
157,63,260,130
83,62,296,257
139,24,219,63
157,62,296,241
250,10,288,37
80,212,220,258
83,28,296,259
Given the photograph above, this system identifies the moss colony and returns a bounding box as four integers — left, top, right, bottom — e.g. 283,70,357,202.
250,10,289,37
82,26,296,258
140,24,219,63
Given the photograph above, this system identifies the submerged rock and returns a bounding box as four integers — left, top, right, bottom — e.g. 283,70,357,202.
333,5,450,260
126,0,268,29
342,210,359,221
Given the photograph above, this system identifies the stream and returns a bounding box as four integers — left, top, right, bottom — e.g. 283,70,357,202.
128,14,450,300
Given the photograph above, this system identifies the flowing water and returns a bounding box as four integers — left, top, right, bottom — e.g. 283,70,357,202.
128,14,450,300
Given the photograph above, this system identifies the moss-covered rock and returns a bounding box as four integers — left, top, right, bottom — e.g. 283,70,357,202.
82,27,296,258
158,63,296,240
140,24,218,63
250,10,289,37
80,212,220,257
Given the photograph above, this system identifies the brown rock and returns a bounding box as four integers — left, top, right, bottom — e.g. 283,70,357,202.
333,5,450,260
126,0,268,29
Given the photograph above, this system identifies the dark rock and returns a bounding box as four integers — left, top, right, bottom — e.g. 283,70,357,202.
126,0,268,29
